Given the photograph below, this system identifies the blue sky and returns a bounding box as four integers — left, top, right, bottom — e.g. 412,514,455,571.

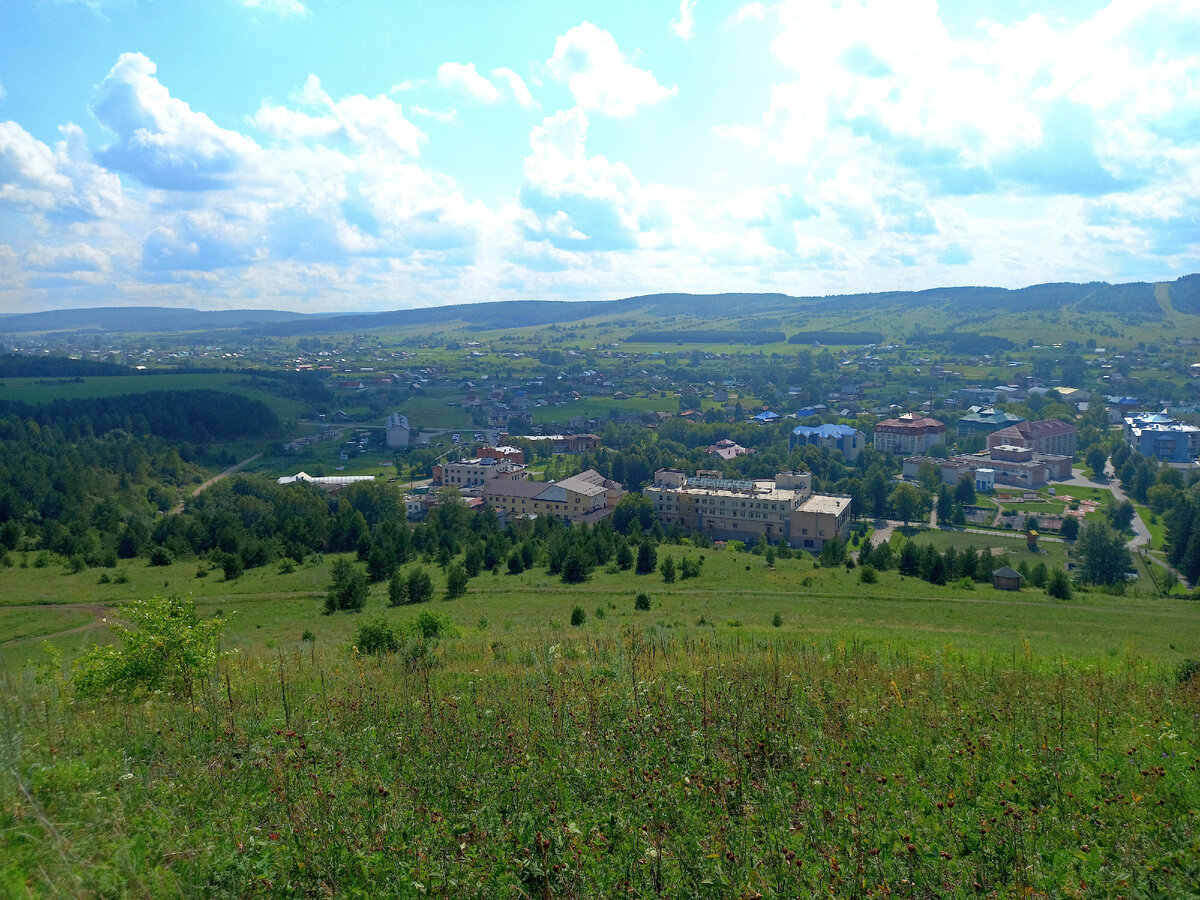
1,0,1197,313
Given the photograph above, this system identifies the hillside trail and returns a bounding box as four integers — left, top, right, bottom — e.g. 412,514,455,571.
0,603,111,648
170,452,262,514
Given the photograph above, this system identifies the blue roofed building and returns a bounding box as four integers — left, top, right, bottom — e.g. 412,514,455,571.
1124,412,1200,462
956,406,1025,435
790,423,866,462
752,410,782,424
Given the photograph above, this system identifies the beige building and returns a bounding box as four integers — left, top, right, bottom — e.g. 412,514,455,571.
873,413,947,455
483,469,623,523
986,418,1078,458
644,468,851,551
434,457,526,489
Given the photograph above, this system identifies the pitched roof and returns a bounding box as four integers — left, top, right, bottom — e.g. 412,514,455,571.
992,565,1023,579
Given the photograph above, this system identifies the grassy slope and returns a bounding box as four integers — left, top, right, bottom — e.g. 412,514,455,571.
4,538,1197,671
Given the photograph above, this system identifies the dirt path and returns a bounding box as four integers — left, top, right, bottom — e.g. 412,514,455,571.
0,603,113,648
171,452,262,514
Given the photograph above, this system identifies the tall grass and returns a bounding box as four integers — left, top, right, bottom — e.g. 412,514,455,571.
3,631,1198,897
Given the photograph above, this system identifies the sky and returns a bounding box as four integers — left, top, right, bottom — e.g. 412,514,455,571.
0,0,1197,314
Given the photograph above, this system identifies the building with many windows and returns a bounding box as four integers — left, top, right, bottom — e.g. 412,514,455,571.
872,413,946,455
1124,413,1200,462
644,468,852,551
433,457,527,489
483,469,623,523
986,418,1078,458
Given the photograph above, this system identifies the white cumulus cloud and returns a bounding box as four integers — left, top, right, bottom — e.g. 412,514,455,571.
239,0,310,17
438,62,501,104
672,0,697,39
547,22,677,117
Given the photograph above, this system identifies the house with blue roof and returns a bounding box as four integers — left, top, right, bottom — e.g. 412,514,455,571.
752,410,782,424
790,423,866,461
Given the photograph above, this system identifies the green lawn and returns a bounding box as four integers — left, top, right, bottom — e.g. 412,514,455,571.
906,527,1071,569
4,540,1197,671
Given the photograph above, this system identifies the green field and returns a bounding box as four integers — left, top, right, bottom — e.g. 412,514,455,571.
2,576,1198,897
4,539,1196,672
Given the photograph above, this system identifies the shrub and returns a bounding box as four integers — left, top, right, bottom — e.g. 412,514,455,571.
445,562,469,599
325,558,369,614
570,606,587,627
355,616,400,654
71,595,227,698
406,567,434,604
1046,568,1073,600
859,564,877,584
634,592,652,611
660,555,676,583
147,545,174,567
772,612,783,628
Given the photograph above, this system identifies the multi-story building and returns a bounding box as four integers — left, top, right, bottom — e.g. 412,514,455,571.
903,444,1073,489
433,457,527,489
477,444,525,465
523,433,601,454
789,423,866,461
385,412,411,447
872,413,946,455
956,407,1025,436
644,468,852,551
986,418,1078,458
483,469,623,523
1124,413,1200,462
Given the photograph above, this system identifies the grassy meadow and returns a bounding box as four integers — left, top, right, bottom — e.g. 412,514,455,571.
3,535,1197,670
2,590,1198,897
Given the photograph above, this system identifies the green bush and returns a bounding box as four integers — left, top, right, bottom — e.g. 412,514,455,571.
859,564,877,584
355,616,400,654
634,592,652,611
324,558,369,614
570,605,587,627
71,595,227,698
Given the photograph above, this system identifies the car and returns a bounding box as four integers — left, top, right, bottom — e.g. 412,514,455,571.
452,433,461,443
474,432,484,441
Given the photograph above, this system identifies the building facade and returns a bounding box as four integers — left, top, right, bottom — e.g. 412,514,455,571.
1124,413,1200,462
483,469,623,523
385,412,411,448
644,468,852,551
434,457,527,489
986,418,1078,458
956,407,1025,435
873,414,947,455
790,424,866,461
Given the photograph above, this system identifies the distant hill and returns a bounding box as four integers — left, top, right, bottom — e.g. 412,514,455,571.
0,307,313,334
2,276,1194,337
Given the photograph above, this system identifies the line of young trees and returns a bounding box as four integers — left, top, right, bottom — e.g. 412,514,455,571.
856,534,1071,598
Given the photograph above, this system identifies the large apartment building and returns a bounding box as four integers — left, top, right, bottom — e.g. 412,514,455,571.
433,456,527,489
873,413,946,455
644,468,852,551
483,469,624,523
1124,412,1200,462
986,418,1078,458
